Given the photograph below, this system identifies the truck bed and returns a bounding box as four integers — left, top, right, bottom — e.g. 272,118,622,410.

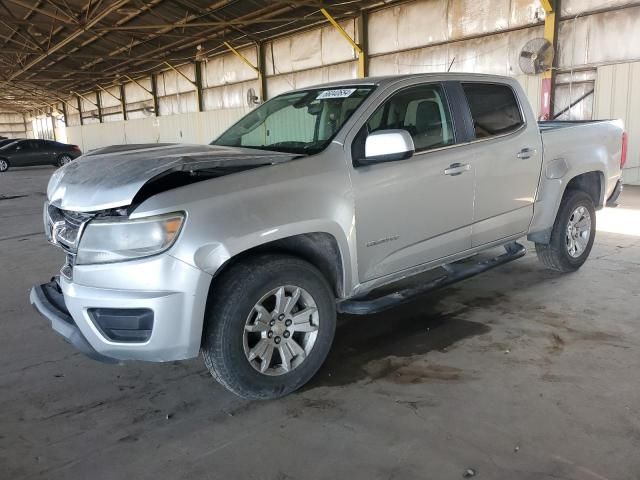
538,120,614,131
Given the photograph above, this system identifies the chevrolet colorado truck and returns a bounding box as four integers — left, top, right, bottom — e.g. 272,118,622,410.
31,73,626,399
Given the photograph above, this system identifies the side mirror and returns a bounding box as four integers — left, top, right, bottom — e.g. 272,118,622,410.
15,145,21,151
361,129,415,165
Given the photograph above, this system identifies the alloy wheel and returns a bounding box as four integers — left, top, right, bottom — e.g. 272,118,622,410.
566,205,592,258
243,285,319,376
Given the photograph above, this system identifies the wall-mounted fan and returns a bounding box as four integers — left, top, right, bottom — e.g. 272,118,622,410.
246,87,261,106
519,38,554,75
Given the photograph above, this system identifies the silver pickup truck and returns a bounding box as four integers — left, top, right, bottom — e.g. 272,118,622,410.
31,73,626,399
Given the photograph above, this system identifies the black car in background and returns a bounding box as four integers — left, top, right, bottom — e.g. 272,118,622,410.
0,139,82,172
0,138,20,148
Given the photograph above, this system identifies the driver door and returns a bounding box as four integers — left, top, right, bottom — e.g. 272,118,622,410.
349,82,476,283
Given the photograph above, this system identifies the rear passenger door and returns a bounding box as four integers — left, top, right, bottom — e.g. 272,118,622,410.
461,82,543,247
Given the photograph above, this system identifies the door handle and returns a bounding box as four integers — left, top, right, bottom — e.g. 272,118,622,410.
516,147,537,159
444,163,471,176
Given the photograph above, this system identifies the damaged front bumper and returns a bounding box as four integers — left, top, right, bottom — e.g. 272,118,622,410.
30,278,118,363
31,254,212,363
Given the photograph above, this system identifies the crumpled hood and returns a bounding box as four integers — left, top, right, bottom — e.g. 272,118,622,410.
47,143,296,212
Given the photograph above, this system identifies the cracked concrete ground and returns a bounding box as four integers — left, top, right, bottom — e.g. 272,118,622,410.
1,166,639,480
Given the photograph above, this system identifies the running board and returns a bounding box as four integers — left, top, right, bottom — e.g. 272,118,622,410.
337,242,527,315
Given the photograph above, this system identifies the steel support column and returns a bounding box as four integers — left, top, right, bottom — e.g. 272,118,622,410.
540,0,560,120
257,42,268,102
150,74,160,117
195,61,205,112
77,95,83,126
61,102,68,127
120,84,128,121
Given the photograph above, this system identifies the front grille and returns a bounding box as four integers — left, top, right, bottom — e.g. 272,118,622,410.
46,204,94,253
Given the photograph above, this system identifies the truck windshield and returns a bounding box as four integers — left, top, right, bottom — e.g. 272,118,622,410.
212,86,375,155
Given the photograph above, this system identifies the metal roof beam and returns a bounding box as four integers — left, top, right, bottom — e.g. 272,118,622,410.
8,0,130,81
4,0,76,23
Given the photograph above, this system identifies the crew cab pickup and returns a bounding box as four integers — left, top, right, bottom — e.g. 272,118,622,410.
31,73,626,399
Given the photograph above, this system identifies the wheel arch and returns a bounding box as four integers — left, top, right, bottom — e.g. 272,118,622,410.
528,169,604,245
207,232,347,300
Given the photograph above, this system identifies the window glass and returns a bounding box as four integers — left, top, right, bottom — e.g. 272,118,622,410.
365,84,454,152
462,83,523,138
213,87,374,155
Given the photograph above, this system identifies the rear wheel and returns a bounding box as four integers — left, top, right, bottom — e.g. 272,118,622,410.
0,159,8,172
57,154,72,167
202,254,336,399
535,189,596,272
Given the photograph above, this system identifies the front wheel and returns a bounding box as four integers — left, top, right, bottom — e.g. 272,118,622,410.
535,189,596,272
0,159,8,172
202,254,336,399
57,154,72,167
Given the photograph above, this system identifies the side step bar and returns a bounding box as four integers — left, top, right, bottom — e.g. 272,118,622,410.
337,242,526,315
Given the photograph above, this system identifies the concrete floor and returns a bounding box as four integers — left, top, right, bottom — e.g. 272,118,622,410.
1,166,640,480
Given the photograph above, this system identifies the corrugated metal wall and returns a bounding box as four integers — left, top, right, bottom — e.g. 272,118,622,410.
66,107,251,152
0,112,26,139
45,0,640,184
594,62,640,184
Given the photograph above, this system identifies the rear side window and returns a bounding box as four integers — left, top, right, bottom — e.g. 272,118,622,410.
462,83,523,139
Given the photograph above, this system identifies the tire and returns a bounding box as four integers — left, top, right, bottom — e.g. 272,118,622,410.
57,154,72,167
202,254,336,400
0,159,8,172
535,189,596,272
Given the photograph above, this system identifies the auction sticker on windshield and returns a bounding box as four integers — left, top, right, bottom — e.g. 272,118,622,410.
316,88,356,99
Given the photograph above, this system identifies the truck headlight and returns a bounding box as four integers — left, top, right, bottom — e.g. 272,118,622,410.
76,213,184,265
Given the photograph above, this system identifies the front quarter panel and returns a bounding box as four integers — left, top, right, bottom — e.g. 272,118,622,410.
131,144,357,297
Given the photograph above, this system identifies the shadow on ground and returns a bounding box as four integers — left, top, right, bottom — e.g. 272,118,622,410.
308,288,491,388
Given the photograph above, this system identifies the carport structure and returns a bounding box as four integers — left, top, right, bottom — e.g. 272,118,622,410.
2,0,640,183
1,0,378,115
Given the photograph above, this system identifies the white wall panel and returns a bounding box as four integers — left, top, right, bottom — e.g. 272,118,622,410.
62,108,250,152
265,20,357,76
515,74,542,118
266,62,357,98
125,78,152,103
448,0,510,39
204,47,258,87
203,80,258,110
100,86,121,108
321,20,358,65
558,7,640,69
157,64,196,96
561,0,636,16
368,0,542,56
369,0,448,55
595,62,640,184
370,26,543,77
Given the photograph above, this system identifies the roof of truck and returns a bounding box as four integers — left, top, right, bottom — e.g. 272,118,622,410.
300,72,515,91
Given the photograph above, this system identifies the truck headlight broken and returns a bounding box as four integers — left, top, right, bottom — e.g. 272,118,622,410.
76,213,184,265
